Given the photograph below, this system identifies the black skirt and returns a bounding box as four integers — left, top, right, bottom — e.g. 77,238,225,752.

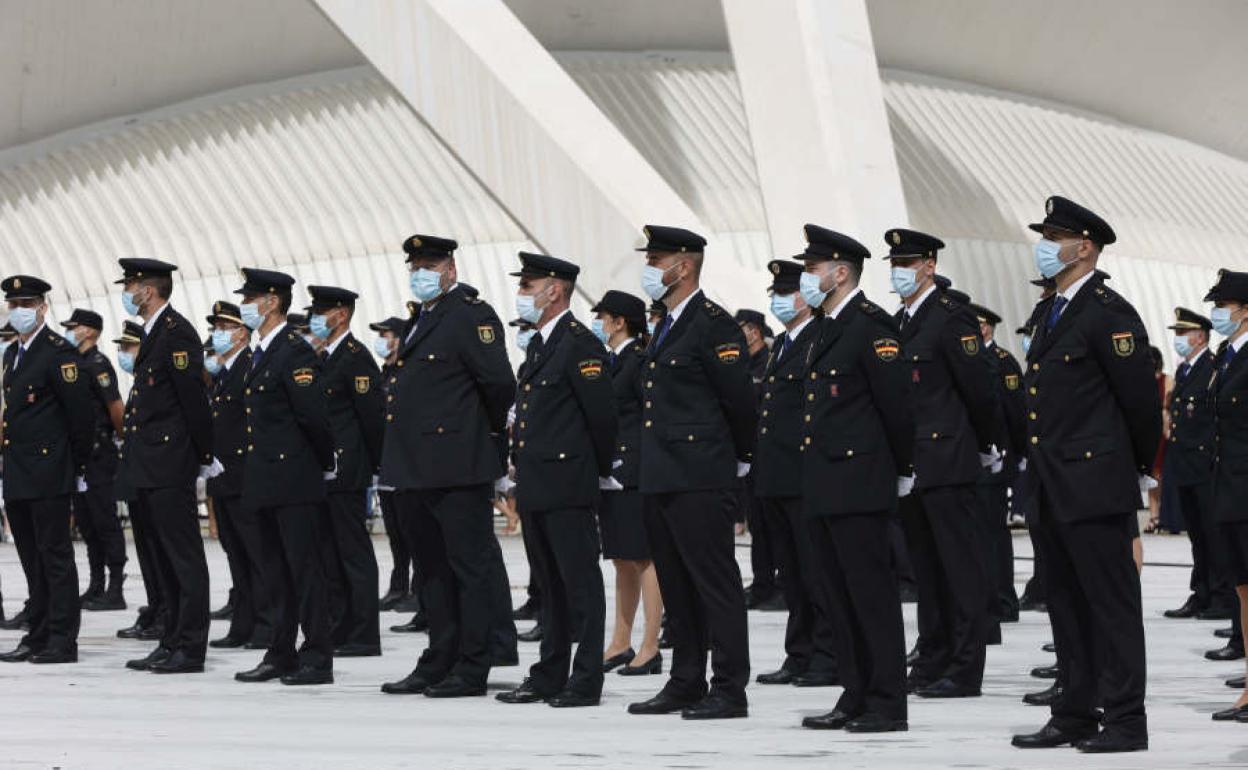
1222,521,1248,587
598,489,649,561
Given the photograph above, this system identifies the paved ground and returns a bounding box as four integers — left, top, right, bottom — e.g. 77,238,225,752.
0,530,1243,769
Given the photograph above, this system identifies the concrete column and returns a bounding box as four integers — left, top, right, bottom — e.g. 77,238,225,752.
723,0,908,299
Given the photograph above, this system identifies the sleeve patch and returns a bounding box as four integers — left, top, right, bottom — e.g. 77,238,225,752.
292,367,315,386
171,350,189,370
715,343,742,364
578,358,603,379
1004,373,1019,390
97,372,111,389
477,324,496,344
873,338,900,361
960,335,980,356
354,375,371,394
1111,332,1136,357
60,362,78,383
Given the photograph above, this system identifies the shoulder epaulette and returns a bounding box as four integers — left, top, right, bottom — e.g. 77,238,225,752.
701,299,724,318
859,300,879,315
996,347,1010,359
938,293,960,310
1092,285,1114,306
568,319,591,337
49,332,65,347
347,339,360,353
462,293,483,305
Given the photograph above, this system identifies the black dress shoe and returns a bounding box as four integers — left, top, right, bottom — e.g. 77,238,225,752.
30,647,78,664
150,650,205,674
1205,645,1245,662
126,647,171,671
1227,675,1246,689
381,670,434,694
801,709,854,730
1042,642,1056,653
517,624,544,643
392,594,422,613
904,672,933,694
845,713,908,733
618,653,662,676
603,648,636,673
1075,731,1147,753
547,690,600,708
137,625,165,641
209,636,247,649
627,692,697,715
424,674,486,698
235,662,290,682
1011,722,1098,748
915,678,980,698
1031,664,1059,679
0,608,30,631
379,589,405,612
281,666,333,685
1213,705,1248,721
496,678,550,704
1216,626,1234,639
1198,606,1234,621
116,621,147,639
209,603,233,621
389,614,428,633
0,644,34,663
334,644,382,657
1163,595,1201,618
511,598,540,621
793,672,839,688
1022,683,1063,706
681,694,747,720
756,667,797,685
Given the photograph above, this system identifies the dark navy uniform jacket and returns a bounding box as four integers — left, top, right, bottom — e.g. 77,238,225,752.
753,318,820,499
1166,348,1216,487
321,333,384,493
206,348,252,499
1212,340,1248,524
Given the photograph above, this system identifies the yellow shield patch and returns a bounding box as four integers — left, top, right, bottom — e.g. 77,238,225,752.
172,350,189,371
60,362,78,383
354,375,371,394
97,372,111,389
873,338,900,362
477,325,496,344
715,343,742,364
960,335,980,356
1005,374,1019,390
292,367,315,386
1111,332,1135,357
578,359,603,380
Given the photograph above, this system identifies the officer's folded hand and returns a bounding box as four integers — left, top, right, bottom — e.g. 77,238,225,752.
736,461,751,478
1017,457,1027,473
199,457,225,480
896,475,916,498
370,474,380,489
494,474,511,494
979,445,1003,474
598,476,623,491
75,476,87,493
323,457,338,481
1138,474,1158,493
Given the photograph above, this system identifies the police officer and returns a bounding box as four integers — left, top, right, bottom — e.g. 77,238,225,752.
1011,196,1159,753
59,308,127,611
627,225,757,720
752,257,837,687
203,301,273,651
1162,308,1236,623
0,276,93,664
735,308,780,610
306,285,384,657
884,229,997,699
1017,277,1057,615
969,303,1026,628
1205,269,1248,722
231,268,336,686
788,227,912,732
379,234,517,698
496,252,617,707
115,258,215,675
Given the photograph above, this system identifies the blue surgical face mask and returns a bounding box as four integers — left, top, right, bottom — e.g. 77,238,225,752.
372,335,393,358
640,264,675,302
591,318,609,344
409,268,445,302
9,306,38,334
62,328,80,347
204,356,222,375
647,320,658,336
212,329,235,356
890,266,920,299
121,290,141,317
1033,238,1078,280
515,328,536,352
770,292,799,324
1211,306,1240,337
1021,334,1032,355
515,286,549,325
239,301,263,330
799,271,828,308
117,350,135,374
310,313,332,340
1173,335,1193,358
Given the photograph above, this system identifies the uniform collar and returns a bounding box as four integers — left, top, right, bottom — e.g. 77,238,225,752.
666,288,702,325
539,308,570,342
1058,270,1096,303
786,314,816,340
611,336,636,355
256,321,287,352
143,302,169,334
826,287,863,320
904,284,937,317
325,331,349,357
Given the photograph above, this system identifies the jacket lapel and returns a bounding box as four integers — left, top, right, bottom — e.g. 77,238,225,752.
1030,280,1097,361
520,314,571,383
399,289,457,360
650,291,703,356
135,313,165,366
245,328,288,385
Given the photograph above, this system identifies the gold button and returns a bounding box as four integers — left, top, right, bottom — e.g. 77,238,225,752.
163,435,169,442
1064,354,1070,362
846,450,854,457
805,415,811,422
389,377,396,384
279,453,285,460
245,388,251,395
830,369,837,376
760,427,767,434
931,432,938,439
762,410,768,417
245,407,251,414
1085,451,1092,458
387,395,393,402
1029,387,1037,395
428,354,435,360
768,376,775,382
213,411,218,418
397,361,404,367
765,393,772,400
1032,363,1039,371
518,440,525,448
799,445,805,452
644,420,652,428
645,401,652,408
807,393,813,401
437,427,444,434
1029,412,1037,420
619,445,626,451
558,452,566,459
236,448,243,455
670,359,676,365
649,362,655,369
804,437,811,445
524,384,531,392
687,435,694,441
248,444,254,451
810,372,817,380
646,381,653,388
386,415,394,422
1031,436,1039,445
521,404,528,410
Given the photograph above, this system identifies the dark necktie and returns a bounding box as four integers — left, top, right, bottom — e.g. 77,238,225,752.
778,333,790,360
13,346,24,371
652,314,673,349
1045,295,1069,332
1177,362,1190,383
1223,345,1238,374
251,346,264,372
609,351,618,368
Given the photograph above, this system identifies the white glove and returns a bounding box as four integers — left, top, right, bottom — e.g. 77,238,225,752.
598,476,624,491
370,474,380,489
113,436,123,449
199,457,225,480
1017,457,1027,473
76,476,88,493
897,475,915,498
494,475,510,494
376,483,396,492
1139,474,1158,493
736,461,751,478
323,457,338,482
979,445,1003,474
611,459,623,470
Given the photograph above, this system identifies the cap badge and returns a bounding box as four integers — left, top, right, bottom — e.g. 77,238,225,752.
1046,198,1054,214
891,231,901,245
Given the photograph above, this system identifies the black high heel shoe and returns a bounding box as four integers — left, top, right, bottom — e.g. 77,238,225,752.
618,653,663,676
602,648,636,673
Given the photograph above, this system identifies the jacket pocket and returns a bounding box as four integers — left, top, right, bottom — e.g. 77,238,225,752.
1061,436,1116,461
664,423,719,443
419,417,461,435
